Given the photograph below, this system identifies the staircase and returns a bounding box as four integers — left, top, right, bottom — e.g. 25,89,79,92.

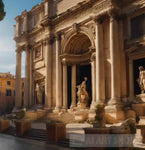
23,128,46,142
2,126,15,136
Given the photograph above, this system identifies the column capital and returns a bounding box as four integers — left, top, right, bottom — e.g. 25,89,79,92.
54,32,61,41
43,35,54,45
92,15,103,25
62,58,67,65
108,9,119,22
16,47,22,53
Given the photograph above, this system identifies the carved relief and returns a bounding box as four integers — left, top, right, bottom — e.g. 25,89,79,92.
35,46,41,59
88,23,96,37
34,44,43,61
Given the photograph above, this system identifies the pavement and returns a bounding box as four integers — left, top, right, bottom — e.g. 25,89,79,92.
0,134,76,150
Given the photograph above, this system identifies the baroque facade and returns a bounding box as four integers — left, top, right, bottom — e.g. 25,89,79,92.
14,0,145,120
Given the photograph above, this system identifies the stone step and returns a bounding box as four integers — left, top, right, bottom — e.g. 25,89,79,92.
2,126,16,136
23,128,46,141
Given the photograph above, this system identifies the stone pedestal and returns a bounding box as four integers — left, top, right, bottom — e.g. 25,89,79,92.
132,103,145,116
136,94,145,103
46,123,66,142
105,104,125,121
0,120,9,132
16,120,31,137
140,125,145,143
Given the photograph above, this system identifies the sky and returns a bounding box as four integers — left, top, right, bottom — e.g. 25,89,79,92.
0,0,42,76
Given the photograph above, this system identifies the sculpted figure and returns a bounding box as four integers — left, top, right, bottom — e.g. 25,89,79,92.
76,77,89,108
137,66,145,94
36,83,43,104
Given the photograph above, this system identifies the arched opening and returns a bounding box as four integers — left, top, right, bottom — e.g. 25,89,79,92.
63,33,93,108
65,33,91,54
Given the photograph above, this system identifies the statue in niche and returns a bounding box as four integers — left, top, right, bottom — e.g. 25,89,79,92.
35,46,41,59
137,66,145,94
36,83,43,105
76,77,89,109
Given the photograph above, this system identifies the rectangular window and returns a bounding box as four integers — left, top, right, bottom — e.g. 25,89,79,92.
7,81,11,85
131,13,145,39
6,89,11,96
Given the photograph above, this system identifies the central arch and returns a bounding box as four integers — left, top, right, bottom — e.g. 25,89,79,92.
65,33,91,54
61,28,95,109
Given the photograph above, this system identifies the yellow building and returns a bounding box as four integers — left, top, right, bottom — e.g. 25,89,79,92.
0,72,24,115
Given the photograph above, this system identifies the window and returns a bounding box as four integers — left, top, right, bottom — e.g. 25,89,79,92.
7,81,11,85
6,90,11,96
131,13,145,39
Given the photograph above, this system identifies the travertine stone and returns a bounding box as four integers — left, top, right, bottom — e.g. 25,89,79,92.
62,61,68,109
95,18,105,104
45,38,52,109
55,34,63,109
24,49,30,108
91,53,96,106
71,64,76,108
15,51,22,108
108,14,121,105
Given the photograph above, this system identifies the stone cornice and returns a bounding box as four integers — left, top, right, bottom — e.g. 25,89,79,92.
121,0,145,15
52,0,96,25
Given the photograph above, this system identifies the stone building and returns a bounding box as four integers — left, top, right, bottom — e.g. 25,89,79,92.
14,0,145,120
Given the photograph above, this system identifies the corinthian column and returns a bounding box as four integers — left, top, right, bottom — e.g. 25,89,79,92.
129,59,135,101
15,49,22,108
62,59,68,109
95,17,105,104
29,49,34,107
109,12,121,105
90,53,96,108
45,37,52,109
71,64,76,108
55,33,63,110
24,47,30,108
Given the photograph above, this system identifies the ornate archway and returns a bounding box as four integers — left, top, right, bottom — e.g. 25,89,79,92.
60,27,95,109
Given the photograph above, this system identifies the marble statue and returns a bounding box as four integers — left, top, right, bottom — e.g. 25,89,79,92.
137,66,145,94
36,83,43,104
76,77,89,108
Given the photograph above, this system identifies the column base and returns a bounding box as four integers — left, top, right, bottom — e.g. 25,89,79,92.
105,104,125,121
44,106,53,113
70,104,76,109
128,96,136,103
12,106,23,112
35,104,44,110
53,106,62,113
108,97,121,105
90,101,104,110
